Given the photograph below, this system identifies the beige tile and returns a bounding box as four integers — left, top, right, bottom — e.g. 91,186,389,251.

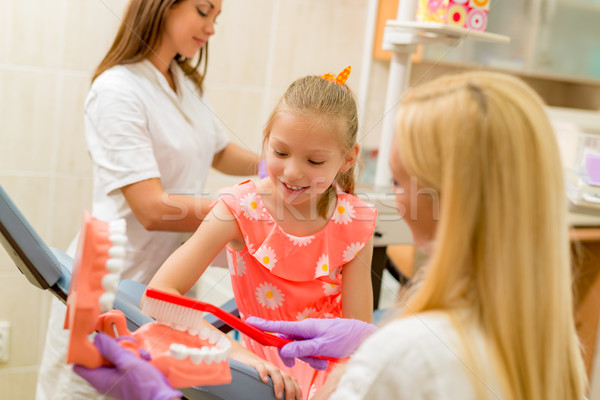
55,74,94,175
361,60,389,150
0,369,38,399
50,176,93,250
0,2,8,63
0,70,59,171
270,1,337,88
62,0,126,71
330,2,369,80
3,0,64,68
0,248,13,276
0,273,47,367
204,87,266,154
37,292,54,361
210,0,273,87
0,177,53,258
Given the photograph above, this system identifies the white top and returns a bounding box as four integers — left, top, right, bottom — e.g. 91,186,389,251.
81,59,229,284
331,311,503,399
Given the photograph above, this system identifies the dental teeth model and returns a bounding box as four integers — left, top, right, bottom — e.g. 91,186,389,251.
65,211,232,388
65,212,127,369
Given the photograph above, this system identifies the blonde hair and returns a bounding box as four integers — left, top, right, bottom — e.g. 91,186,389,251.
92,0,207,92
263,75,359,218
395,71,587,399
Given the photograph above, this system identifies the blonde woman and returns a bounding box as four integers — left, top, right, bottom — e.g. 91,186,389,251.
251,71,588,399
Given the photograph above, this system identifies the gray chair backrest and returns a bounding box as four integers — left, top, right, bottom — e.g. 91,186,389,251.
0,185,70,301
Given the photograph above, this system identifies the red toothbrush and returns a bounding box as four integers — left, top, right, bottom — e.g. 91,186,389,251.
142,287,340,363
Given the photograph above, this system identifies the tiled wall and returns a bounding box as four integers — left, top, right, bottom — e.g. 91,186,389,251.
0,0,371,397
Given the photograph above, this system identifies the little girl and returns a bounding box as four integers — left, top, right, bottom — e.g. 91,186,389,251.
148,67,377,399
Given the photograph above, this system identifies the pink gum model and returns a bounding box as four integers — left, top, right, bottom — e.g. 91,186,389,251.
65,211,232,388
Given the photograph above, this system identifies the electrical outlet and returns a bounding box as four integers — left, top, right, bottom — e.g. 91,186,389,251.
0,321,10,363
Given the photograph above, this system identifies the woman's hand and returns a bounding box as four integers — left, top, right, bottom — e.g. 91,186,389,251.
229,345,302,400
72,333,182,400
246,317,377,370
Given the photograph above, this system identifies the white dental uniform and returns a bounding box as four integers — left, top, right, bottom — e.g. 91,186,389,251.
330,311,503,400
36,59,229,400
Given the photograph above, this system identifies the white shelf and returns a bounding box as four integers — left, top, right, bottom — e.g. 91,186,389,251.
559,0,600,12
383,20,510,49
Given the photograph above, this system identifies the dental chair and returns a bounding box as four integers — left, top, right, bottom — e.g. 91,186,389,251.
0,185,280,400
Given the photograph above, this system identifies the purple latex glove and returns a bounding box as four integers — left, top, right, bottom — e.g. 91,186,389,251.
73,333,182,400
246,317,378,370
258,159,269,179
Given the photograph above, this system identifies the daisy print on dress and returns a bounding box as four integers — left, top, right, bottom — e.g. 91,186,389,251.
226,251,236,276
332,198,355,224
255,282,284,310
322,281,340,296
296,307,316,320
240,192,264,220
244,236,255,253
328,265,341,281
235,253,246,276
254,245,278,271
287,233,314,247
343,242,363,262
314,254,330,278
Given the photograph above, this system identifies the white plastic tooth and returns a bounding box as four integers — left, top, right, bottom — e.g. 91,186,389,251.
223,342,231,356
204,348,217,364
99,292,115,312
101,273,119,292
199,328,211,340
108,245,126,258
109,233,127,246
188,347,204,364
108,219,126,234
188,327,200,336
106,258,124,273
217,337,230,349
223,345,231,358
208,331,220,345
214,348,226,363
169,343,189,360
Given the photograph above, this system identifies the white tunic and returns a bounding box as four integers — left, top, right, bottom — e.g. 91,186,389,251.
84,59,229,283
331,311,503,400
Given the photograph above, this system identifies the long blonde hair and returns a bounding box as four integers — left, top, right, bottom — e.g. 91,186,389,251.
92,0,207,92
395,71,587,399
263,75,359,218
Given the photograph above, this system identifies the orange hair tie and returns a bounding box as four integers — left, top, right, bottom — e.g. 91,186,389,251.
322,66,351,86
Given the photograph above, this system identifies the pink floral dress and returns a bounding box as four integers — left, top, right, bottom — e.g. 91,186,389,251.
218,180,377,399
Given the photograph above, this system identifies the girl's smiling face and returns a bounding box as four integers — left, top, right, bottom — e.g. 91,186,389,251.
265,111,357,210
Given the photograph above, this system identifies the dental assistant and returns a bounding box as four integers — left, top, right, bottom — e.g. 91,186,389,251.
36,1,260,399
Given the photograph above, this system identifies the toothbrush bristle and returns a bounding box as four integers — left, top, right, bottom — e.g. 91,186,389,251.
142,296,206,332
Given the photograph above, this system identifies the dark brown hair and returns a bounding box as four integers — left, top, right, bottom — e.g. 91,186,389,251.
92,0,207,92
